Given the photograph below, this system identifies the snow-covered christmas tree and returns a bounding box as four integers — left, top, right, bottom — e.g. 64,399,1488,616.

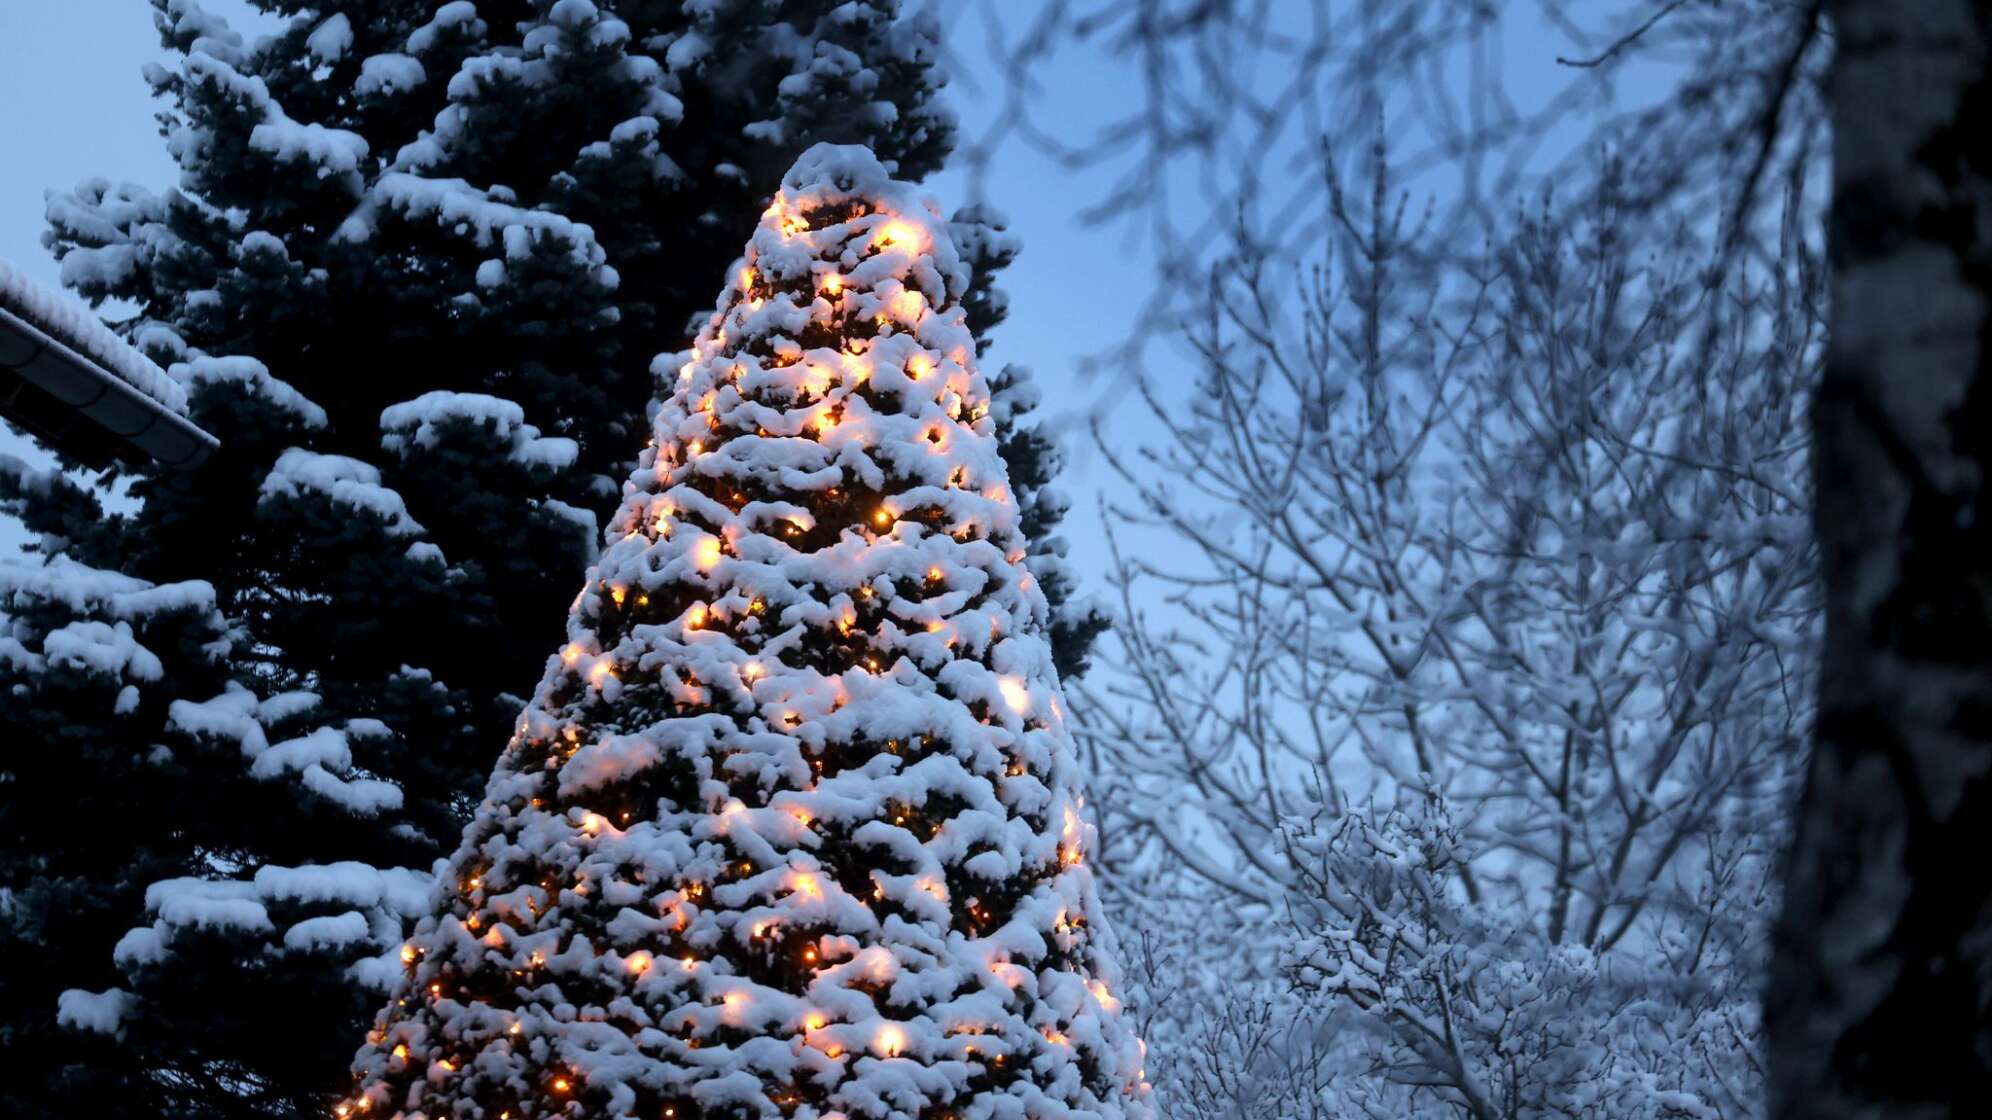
347,145,1151,1120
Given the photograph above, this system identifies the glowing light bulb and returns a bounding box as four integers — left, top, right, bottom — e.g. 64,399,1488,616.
877,1023,907,1057
687,439,704,456
999,676,1030,714
552,1077,571,1093
873,507,893,528
895,291,923,320
874,221,920,251
1090,979,1119,1010
793,872,823,899
738,266,755,290
805,1011,828,1031
743,661,763,682
561,644,583,666
822,274,843,296
694,536,724,572
927,566,944,582
392,1044,409,1060
907,353,934,380
400,944,417,964
627,951,653,974
686,604,707,629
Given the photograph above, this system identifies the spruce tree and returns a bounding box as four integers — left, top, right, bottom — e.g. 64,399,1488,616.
346,145,1151,1120
0,453,413,1120
946,207,1107,681
0,549,233,1120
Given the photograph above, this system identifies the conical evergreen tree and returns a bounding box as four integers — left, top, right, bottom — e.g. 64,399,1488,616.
348,145,1151,1120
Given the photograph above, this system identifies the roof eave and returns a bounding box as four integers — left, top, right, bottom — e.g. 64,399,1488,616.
0,304,218,470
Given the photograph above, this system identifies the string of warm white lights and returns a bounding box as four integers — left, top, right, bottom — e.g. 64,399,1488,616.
343,144,1152,1120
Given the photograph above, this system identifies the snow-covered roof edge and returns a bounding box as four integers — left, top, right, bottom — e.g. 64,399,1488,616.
0,258,216,469
0,258,187,415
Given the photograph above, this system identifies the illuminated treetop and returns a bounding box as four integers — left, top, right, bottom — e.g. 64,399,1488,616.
346,143,1151,1120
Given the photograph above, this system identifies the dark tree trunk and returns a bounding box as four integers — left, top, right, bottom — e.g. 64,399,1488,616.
1766,1,1992,1116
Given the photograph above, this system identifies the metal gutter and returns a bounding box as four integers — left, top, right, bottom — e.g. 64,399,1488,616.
0,303,218,470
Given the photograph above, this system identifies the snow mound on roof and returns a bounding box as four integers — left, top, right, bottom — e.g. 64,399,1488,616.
0,257,188,415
